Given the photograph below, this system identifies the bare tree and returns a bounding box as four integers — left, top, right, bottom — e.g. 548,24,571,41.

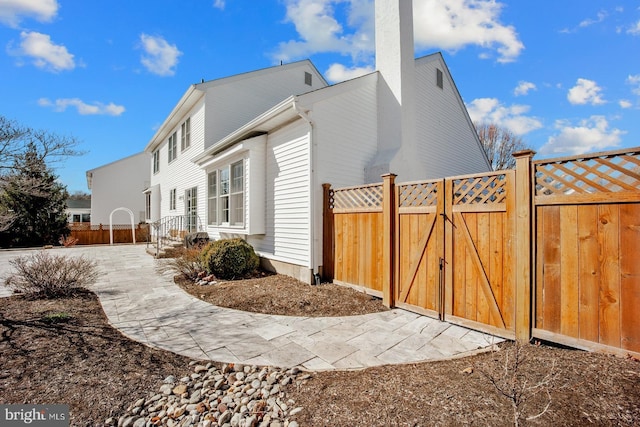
0,115,82,234
475,122,530,170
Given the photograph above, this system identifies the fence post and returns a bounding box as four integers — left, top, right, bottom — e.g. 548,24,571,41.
513,150,536,342
321,183,334,281
382,173,397,308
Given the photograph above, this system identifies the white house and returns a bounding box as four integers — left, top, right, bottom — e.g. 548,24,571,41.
66,198,91,224
142,0,490,283
86,151,150,225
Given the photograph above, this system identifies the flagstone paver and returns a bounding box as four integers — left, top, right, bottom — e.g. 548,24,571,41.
0,244,504,370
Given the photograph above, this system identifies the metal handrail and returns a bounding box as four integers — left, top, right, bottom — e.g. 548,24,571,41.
148,214,204,257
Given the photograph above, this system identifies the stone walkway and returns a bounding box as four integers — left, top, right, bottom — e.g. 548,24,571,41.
0,245,503,370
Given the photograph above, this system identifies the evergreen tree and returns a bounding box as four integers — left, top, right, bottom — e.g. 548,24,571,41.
0,142,70,247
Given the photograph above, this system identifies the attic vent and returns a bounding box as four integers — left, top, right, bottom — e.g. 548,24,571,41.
436,68,443,89
304,71,312,86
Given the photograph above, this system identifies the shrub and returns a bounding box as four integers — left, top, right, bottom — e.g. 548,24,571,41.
4,251,101,298
160,246,207,280
201,238,259,280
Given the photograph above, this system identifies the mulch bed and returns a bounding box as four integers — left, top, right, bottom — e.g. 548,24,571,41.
1,272,639,426
176,272,389,317
0,290,195,426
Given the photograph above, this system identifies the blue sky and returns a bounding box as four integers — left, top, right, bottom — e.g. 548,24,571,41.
0,0,639,193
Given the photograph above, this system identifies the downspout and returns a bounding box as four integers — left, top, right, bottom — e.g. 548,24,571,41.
292,100,319,284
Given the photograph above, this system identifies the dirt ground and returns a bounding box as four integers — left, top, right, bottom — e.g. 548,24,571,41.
177,272,389,317
1,272,639,426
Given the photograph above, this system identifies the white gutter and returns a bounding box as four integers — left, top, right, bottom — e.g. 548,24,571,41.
292,100,318,282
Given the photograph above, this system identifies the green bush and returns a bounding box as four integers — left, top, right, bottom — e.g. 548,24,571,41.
201,238,259,280
4,251,101,298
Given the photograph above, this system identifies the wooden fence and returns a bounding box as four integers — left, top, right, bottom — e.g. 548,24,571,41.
69,223,149,245
323,147,640,357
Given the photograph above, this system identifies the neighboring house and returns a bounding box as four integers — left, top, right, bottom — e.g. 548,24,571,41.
66,198,91,224
143,0,491,283
86,152,150,225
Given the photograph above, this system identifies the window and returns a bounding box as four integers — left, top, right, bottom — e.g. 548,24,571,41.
181,118,191,151
207,171,217,225
168,131,177,163
145,193,151,221
153,150,160,174
169,188,176,210
304,71,312,86
207,160,244,226
436,68,443,89
185,187,198,232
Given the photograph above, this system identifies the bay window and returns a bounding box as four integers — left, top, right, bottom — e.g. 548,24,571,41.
207,160,244,226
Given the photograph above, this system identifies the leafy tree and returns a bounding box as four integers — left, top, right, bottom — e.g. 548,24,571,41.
0,115,81,246
475,123,530,170
0,143,70,247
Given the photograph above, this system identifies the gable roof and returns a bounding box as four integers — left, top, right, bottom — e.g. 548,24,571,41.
144,60,327,153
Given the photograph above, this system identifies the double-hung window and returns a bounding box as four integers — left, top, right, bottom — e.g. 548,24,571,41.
169,188,177,210
152,150,160,174
207,160,244,227
181,118,191,151
168,131,177,163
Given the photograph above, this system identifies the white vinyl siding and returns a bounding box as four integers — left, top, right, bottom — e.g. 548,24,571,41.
312,74,379,188
414,54,490,177
149,100,207,225
203,63,327,149
250,120,310,267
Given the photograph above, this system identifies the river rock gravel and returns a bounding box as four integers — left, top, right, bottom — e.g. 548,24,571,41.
106,361,309,427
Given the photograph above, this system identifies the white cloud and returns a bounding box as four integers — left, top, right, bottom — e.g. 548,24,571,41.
274,0,370,63
325,63,374,83
274,0,523,65
38,98,125,116
627,74,640,95
466,97,542,135
213,0,225,10
514,81,536,96
567,78,606,105
0,0,58,27
138,34,182,76
413,0,524,63
579,10,607,28
628,20,640,35
619,99,632,109
9,31,74,72
539,116,625,155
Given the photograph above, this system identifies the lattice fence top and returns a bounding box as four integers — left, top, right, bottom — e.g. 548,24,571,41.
331,183,383,211
452,173,508,206
534,149,640,197
398,181,438,208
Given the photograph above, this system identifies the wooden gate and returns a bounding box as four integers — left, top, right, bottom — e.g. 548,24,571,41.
324,171,520,339
444,171,517,339
394,180,444,319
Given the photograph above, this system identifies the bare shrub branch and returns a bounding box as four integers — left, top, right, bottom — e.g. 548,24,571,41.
4,251,101,298
476,342,558,426
157,246,206,281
